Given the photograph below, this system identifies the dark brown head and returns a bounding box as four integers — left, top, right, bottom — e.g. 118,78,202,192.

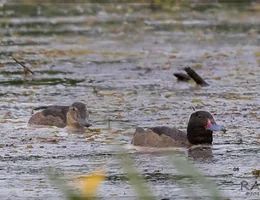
187,111,225,145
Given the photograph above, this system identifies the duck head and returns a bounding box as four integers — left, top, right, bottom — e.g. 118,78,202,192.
187,111,226,145
66,103,92,128
71,102,89,119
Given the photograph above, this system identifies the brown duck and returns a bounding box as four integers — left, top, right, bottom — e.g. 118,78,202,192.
131,111,226,147
28,102,91,129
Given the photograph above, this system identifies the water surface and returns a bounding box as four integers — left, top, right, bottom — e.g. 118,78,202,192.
0,3,260,200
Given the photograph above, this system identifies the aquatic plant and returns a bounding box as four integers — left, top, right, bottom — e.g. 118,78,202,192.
48,150,223,200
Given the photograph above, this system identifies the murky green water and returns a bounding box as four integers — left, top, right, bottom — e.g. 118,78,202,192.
0,3,260,200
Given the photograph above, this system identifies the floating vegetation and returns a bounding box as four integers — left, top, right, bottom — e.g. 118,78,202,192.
0,78,85,86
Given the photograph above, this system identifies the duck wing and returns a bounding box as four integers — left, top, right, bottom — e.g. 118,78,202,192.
132,126,188,147
41,106,69,123
29,106,69,128
150,126,187,141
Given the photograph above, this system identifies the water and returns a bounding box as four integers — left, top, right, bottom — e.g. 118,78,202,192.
0,3,259,200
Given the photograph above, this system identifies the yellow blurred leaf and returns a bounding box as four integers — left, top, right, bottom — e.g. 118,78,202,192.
79,169,105,197
26,145,33,149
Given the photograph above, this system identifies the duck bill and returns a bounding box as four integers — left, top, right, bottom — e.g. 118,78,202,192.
206,119,226,132
77,118,92,127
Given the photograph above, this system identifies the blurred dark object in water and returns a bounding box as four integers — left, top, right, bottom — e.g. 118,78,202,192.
173,67,208,86
184,67,209,86
173,73,191,82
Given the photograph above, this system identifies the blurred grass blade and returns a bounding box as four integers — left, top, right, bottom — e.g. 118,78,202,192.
117,150,156,200
47,169,82,200
169,157,223,200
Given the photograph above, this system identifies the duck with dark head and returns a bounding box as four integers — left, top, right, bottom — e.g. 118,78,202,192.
131,111,226,147
28,102,92,129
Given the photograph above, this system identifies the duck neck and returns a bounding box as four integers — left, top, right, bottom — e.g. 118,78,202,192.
67,121,81,129
66,114,81,129
187,125,213,145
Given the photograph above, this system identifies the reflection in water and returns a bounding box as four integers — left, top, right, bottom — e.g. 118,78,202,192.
66,126,88,134
188,146,213,162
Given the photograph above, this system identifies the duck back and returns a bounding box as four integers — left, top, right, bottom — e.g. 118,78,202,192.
150,126,187,141
28,106,69,128
131,126,189,147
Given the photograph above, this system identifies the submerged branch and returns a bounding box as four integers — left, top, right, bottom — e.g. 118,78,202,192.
13,57,35,75
184,67,209,86
173,73,191,82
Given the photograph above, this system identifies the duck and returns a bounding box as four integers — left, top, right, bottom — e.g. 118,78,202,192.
28,102,92,129
131,111,226,147
173,67,209,86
